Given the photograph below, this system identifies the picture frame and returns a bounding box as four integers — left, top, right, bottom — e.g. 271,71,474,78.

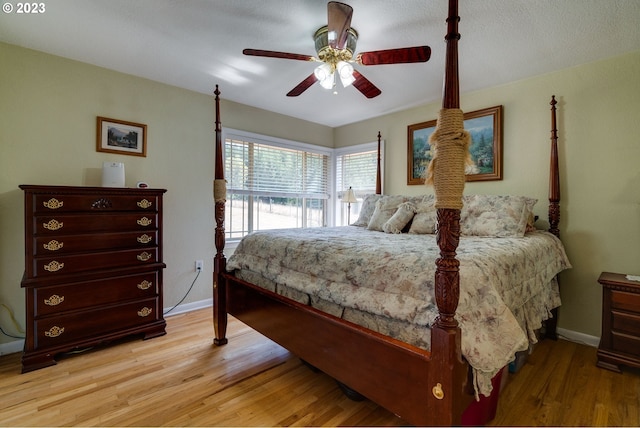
97,117,147,157
407,105,503,184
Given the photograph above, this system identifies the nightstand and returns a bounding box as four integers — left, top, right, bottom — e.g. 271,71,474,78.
596,272,640,372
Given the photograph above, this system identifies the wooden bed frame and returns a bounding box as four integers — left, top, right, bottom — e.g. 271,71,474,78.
212,1,562,425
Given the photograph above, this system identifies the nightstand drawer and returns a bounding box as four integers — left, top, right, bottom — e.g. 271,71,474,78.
33,271,159,317
611,290,640,313
612,310,640,336
611,331,640,358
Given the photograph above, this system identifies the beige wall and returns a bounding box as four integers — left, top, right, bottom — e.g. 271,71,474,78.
336,50,640,338
0,42,332,346
2,40,639,348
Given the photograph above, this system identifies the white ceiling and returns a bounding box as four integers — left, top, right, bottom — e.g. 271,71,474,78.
1,0,639,127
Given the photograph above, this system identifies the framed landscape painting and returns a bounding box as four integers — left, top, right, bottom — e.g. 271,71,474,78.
97,117,147,157
407,105,503,184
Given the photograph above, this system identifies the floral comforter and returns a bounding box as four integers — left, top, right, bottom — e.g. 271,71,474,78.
226,226,571,396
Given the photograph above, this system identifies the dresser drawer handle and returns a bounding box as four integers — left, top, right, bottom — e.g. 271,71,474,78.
43,198,64,209
137,234,152,244
44,294,65,306
44,261,64,272
43,219,64,230
137,252,152,262
44,326,65,338
137,280,153,290
43,240,64,251
137,307,153,317
137,217,153,227
137,199,153,209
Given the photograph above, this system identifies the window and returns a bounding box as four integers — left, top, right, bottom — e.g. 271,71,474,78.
334,140,383,225
224,129,331,240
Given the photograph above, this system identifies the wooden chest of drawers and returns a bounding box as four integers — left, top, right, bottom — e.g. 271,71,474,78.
596,272,640,372
20,185,167,373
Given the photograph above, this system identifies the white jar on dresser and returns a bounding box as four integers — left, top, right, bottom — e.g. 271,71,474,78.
19,185,167,372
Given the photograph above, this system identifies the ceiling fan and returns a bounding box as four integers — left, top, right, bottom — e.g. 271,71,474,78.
243,1,431,98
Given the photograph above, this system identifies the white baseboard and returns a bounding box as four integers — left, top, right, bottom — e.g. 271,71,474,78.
163,298,213,317
0,339,24,356
557,327,600,348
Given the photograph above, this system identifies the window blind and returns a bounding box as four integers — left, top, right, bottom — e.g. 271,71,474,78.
336,148,378,196
224,132,330,239
226,139,329,200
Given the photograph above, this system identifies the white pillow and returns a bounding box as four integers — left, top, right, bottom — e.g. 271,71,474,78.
352,194,383,227
382,202,416,234
460,195,537,237
408,199,437,234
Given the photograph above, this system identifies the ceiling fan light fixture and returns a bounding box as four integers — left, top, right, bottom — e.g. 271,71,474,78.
314,63,335,89
337,61,355,87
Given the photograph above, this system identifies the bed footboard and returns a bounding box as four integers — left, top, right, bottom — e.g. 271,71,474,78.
222,273,472,425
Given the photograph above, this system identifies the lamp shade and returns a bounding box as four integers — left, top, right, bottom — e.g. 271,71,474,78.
337,61,355,87
314,63,335,89
343,186,357,203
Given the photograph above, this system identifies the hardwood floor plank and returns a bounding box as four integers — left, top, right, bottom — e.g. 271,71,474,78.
1,308,638,426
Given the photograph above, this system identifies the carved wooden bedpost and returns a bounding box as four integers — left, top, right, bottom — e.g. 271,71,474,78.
427,0,470,424
549,95,560,238
213,85,228,346
376,131,382,194
546,95,560,340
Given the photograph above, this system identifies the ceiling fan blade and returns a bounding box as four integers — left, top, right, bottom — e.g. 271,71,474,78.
327,1,353,49
243,48,314,62
352,70,381,98
357,46,431,65
286,74,318,97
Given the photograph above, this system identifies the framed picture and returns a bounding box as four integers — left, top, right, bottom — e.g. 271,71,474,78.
97,117,147,157
407,105,503,184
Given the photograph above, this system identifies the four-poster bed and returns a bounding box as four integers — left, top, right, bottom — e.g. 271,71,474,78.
212,1,568,425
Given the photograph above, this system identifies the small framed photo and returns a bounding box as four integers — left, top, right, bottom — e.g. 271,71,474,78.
97,117,147,157
407,105,503,184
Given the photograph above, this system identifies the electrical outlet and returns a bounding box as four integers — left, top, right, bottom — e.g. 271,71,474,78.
195,260,204,272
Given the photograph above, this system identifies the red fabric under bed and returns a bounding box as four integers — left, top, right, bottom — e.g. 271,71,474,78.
461,366,506,426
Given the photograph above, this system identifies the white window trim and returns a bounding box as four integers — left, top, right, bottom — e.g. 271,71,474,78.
332,139,385,226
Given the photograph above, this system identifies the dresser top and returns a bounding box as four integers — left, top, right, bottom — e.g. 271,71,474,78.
19,185,166,194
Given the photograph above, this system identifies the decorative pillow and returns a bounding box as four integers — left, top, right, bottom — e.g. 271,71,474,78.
408,198,437,234
525,212,537,233
352,194,383,226
383,202,416,234
460,195,537,237
366,196,409,231
367,199,398,231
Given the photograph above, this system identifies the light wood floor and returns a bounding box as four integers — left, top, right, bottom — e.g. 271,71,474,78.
0,308,638,426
